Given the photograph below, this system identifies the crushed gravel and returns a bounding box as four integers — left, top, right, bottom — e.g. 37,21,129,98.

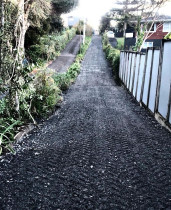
0,36,170,210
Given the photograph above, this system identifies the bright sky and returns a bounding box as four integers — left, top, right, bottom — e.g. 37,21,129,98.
64,0,115,30
63,0,171,30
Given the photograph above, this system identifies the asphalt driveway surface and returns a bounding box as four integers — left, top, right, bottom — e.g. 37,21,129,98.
48,35,82,73
0,36,171,210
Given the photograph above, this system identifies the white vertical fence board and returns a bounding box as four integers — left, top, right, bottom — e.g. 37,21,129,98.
122,52,126,82
148,50,160,113
158,42,171,119
119,52,122,78
123,53,128,84
133,54,140,97
120,52,124,80
136,54,145,102
120,52,124,79
142,49,153,106
119,52,123,78
129,53,135,92
125,53,129,84
124,52,128,82
127,53,132,88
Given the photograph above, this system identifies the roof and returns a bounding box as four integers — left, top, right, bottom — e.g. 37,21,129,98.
141,15,171,23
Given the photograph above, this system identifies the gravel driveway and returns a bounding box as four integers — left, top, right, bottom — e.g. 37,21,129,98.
0,36,170,210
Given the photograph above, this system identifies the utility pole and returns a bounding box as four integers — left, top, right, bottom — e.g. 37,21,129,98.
83,17,86,44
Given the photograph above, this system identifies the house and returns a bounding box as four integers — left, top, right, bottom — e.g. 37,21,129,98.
124,15,171,50
141,15,171,49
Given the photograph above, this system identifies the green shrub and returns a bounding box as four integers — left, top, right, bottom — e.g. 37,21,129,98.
102,34,120,84
0,98,7,115
67,62,81,79
0,118,21,155
27,28,76,64
0,36,91,155
0,98,21,154
32,69,62,116
116,38,124,50
53,73,71,91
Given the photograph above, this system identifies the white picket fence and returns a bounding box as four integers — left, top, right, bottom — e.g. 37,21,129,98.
119,40,171,127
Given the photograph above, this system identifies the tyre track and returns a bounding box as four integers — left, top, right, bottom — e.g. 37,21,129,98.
0,36,171,209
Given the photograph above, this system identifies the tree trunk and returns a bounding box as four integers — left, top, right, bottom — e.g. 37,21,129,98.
15,0,33,61
12,0,33,112
0,0,5,73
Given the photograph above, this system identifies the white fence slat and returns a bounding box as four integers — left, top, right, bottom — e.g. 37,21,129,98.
148,49,160,113
120,52,123,78
119,52,122,78
129,53,136,92
127,53,133,89
133,54,140,97
124,53,129,84
121,52,125,81
136,54,145,102
142,49,153,105
123,52,127,82
158,42,171,119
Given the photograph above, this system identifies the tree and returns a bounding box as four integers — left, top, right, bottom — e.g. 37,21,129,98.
99,13,112,34
52,0,78,14
14,0,51,61
131,0,169,51
111,0,169,50
74,20,93,36
0,0,78,113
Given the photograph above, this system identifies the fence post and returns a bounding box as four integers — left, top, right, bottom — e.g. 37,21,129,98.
147,48,155,108
154,42,164,113
124,52,129,85
135,53,142,100
131,53,137,93
140,49,148,104
128,53,133,90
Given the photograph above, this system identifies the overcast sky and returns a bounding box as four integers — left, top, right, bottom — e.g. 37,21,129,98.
63,0,171,30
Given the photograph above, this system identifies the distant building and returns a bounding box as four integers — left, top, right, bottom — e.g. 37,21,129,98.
141,16,171,49
124,15,171,51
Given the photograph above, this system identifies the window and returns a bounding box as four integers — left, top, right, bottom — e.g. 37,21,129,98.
163,22,171,32
147,23,156,32
142,42,153,49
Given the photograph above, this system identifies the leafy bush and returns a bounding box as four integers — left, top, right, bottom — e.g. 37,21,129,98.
27,28,76,63
53,73,71,91
0,118,21,155
19,68,62,117
116,38,124,50
32,69,62,116
0,99,21,154
0,99,7,115
0,36,91,155
102,34,120,84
